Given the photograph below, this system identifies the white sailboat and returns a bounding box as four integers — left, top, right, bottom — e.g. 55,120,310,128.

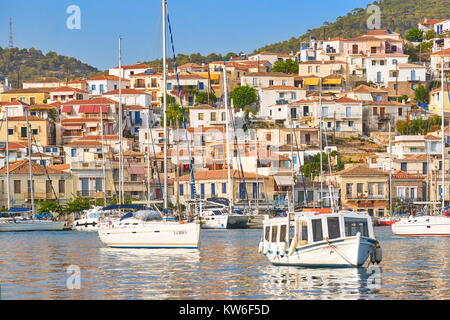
259,211,382,267
0,107,64,232
392,56,450,237
97,0,201,248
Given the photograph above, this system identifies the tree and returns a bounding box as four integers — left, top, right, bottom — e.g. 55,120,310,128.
37,199,61,215
405,28,423,42
397,95,409,103
414,85,430,103
272,59,299,74
195,91,217,105
62,197,92,214
230,86,258,109
424,30,436,40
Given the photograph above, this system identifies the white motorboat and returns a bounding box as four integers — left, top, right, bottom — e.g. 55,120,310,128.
97,210,201,249
392,215,450,237
72,207,103,231
258,211,382,268
0,217,65,232
200,208,249,229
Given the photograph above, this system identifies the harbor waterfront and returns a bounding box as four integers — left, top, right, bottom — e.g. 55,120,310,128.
0,227,449,300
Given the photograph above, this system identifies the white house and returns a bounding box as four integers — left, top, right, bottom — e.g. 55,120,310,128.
258,86,307,115
248,52,294,65
241,72,295,89
87,75,130,96
103,88,151,108
109,64,152,80
365,54,409,87
49,86,90,103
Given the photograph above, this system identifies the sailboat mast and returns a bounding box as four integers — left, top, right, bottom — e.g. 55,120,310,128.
290,119,296,211
319,78,323,208
100,107,107,207
118,36,124,205
388,121,392,216
162,0,168,210
223,65,233,213
5,107,10,211
441,57,446,213
26,108,35,215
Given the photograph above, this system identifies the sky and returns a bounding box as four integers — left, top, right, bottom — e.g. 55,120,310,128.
0,0,375,70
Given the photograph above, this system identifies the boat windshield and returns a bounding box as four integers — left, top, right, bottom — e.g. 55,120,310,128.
344,217,369,237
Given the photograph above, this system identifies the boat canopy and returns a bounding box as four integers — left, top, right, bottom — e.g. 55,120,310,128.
102,204,147,211
8,208,31,213
206,197,229,206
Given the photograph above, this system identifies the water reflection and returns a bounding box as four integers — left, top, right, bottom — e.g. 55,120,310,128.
0,228,449,299
259,265,382,300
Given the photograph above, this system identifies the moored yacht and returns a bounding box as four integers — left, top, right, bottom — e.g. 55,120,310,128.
392,215,450,237
259,210,382,267
97,210,201,249
0,211,65,232
72,207,104,231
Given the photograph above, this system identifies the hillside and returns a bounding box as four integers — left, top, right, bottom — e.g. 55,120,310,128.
0,47,99,88
143,0,450,67
255,0,450,54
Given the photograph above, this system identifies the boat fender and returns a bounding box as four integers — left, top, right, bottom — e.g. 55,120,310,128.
289,236,298,256
370,248,376,264
179,221,185,225
278,242,287,254
263,241,269,254
374,242,382,264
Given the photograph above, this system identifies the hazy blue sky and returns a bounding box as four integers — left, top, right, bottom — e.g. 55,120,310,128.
0,0,375,70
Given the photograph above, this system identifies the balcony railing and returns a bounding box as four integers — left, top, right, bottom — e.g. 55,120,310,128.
407,76,423,82
77,190,112,198
346,194,388,201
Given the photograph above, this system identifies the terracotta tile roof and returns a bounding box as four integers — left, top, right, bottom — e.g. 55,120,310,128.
242,149,290,161
22,77,62,83
349,85,388,93
335,97,361,103
62,97,118,106
125,104,147,110
7,116,45,121
3,88,51,94
65,140,103,147
88,75,129,82
49,86,89,94
393,170,426,180
419,19,447,25
363,101,411,106
178,169,268,181
397,63,426,69
78,135,120,141
430,85,450,94
61,118,100,124
336,164,388,176
431,48,450,56
300,60,347,65
245,72,294,77
325,37,348,41
0,141,28,151
0,160,66,175
47,164,70,171
67,80,88,84
167,74,208,80
400,154,428,161
103,88,149,95
0,101,29,106
179,63,204,69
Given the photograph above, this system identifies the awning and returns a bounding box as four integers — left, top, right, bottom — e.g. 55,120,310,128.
79,105,109,114
274,176,295,186
61,106,73,113
323,78,342,85
304,78,320,86
85,122,99,128
127,167,145,175
63,125,83,130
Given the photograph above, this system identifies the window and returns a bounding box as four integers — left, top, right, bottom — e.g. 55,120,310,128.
14,180,21,194
252,78,257,86
200,184,205,199
222,183,227,194
346,107,352,117
280,225,287,243
348,121,354,127
279,92,285,99
357,183,363,194
46,180,52,194
91,85,96,91
269,80,274,86
221,112,226,121
198,82,205,90
266,134,272,141
130,174,138,182
32,129,38,135
344,218,369,237
99,84,104,94
312,219,323,242
198,113,204,121
265,226,270,241
392,59,398,65
321,106,329,117
380,60,385,66
423,162,428,174
271,225,278,242
398,108,403,116
308,66,313,73
301,222,308,241
327,217,341,239
401,162,407,171
8,129,13,135
179,184,184,196
394,84,398,90
372,60,376,66
291,92,297,100
211,183,216,196
167,83,172,90
71,149,77,157
346,183,353,196
21,127,27,138
210,112,216,121
316,66,320,73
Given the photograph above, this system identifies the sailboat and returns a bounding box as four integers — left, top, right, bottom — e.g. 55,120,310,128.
198,65,248,229
392,57,450,237
97,0,201,248
0,107,64,232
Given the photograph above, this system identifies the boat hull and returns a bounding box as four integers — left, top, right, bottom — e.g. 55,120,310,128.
72,218,99,231
97,221,201,248
227,215,249,229
200,215,248,229
266,236,376,268
392,216,450,237
0,221,65,232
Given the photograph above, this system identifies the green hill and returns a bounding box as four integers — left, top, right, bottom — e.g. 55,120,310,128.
0,47,99,88
255,0,450,54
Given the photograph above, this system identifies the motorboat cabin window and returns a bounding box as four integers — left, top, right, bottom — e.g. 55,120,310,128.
344,218,369,237
271,225,278,242
279,224,287,244
301,221,308,242
312,219,324,242
265,226,270,241
327,217,341,239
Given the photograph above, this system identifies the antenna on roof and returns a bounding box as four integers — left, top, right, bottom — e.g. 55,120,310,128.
8,18,14,48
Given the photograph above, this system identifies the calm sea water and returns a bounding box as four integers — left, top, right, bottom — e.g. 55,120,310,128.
0,228,449,300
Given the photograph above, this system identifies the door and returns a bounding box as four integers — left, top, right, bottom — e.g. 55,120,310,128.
81,178,89,197
352,44,359,54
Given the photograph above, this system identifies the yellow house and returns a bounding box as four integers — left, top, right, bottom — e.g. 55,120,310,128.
429,85,450,115
0,116,56,147
0,160,72,209
0,88,50,105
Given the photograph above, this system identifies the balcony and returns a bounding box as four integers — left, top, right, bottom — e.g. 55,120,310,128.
346,193,388,201
77,190,112,198
407,76,423,82
25,193,57,200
